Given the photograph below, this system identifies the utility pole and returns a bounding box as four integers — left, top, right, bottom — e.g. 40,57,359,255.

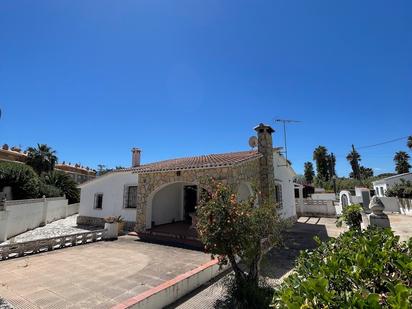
274,119,301,165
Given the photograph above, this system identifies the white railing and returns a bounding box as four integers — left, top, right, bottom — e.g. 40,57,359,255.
0,229,106,261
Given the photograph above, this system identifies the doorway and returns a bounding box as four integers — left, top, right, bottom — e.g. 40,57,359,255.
183,185,197,223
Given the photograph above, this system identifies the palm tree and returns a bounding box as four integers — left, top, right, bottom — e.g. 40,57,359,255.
313,146,329,181
26,144,58,175
394,151,411,174
346,145,361,180
407,136,412,151
304,162,315,184
42,170,80,204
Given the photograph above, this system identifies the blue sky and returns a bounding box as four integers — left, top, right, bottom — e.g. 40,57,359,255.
0,1,411,176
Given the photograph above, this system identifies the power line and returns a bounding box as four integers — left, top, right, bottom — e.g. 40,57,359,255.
357,135,410,150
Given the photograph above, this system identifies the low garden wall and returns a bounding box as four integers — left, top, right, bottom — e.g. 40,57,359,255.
0,229,105,260
296,199,341,217
0,197,79,242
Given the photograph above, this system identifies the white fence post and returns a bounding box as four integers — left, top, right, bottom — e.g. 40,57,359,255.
40,195,48,226
0,209,10,242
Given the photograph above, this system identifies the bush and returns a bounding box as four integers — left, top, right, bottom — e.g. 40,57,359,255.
386,179,412,199
0,161,40,199
336,203,363,230
41,171,80,204
38,181,62,198
272,228,412,308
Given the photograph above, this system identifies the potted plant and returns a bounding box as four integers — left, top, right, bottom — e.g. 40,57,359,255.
103,216,122,240
116,216,125,234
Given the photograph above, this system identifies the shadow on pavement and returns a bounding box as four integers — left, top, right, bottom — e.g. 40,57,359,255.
261,220,330,280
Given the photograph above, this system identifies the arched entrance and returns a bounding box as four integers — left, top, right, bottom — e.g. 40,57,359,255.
146,182,203,229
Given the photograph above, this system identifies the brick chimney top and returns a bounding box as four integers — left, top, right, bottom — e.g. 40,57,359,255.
131,148,141,167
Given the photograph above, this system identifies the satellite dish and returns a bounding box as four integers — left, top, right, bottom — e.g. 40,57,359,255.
248,136,258,148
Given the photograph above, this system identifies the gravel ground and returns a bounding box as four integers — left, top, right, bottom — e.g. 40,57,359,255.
0,215,98,245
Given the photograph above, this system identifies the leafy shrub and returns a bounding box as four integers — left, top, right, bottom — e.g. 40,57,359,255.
272,228,412,308
196,180,285,307
386,179,412,199
38,181,62,198
336,203,363,230
41,171,80,204
0,161,40,199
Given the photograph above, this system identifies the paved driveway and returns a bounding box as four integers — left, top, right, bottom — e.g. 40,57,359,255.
0,236,210,308
169,214,412,308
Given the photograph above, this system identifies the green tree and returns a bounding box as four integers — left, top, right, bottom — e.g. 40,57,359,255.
350,166,374,179
313,146,330,181
385,179,412,198
197,180,284,307
327,152,336,179
394,151,411,174
97,164,112,176
0,161,40,199
303,162,315,184
407,136,412,150
26,144,58,175
346,145,361,180
42,170,80,204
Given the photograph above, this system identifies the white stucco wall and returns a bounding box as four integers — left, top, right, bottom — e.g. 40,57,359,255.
151,182,183,226
79,172,138,222
311,193,336,201
273,152,296,219
0,197,70,241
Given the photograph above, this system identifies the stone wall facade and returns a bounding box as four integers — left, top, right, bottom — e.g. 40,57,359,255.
134,158,260,231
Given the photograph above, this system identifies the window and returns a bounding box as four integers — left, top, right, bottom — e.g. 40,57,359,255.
275,184,283,208
380,187,384,196
94,193,103,209
125,186,138,208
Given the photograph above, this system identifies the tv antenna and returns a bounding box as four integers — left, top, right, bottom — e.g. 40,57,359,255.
274,119,301,165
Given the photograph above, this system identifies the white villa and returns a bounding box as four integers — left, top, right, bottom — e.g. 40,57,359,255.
77,124,297,235
373,172,412,197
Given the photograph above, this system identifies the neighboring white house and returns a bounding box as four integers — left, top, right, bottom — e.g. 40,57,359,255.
372,173,412,197
78,124,297,232
272,151,297,219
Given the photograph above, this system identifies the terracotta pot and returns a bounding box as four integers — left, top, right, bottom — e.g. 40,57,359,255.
117,221,125,234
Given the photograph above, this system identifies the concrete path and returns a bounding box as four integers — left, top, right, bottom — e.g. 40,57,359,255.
1,215,97,245
0,236,210,308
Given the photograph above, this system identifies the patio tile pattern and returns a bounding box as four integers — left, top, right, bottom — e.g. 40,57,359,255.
0,236,210,308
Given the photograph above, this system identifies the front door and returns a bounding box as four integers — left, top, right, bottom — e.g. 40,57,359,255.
184,185,197,223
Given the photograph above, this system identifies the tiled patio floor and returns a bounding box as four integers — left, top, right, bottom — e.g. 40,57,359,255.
0,236,210,308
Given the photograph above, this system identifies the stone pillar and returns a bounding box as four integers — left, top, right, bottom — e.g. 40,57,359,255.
367,196,390,228
254,123,276,206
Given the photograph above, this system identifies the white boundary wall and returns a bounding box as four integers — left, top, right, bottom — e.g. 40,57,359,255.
0,197,78,241
380,197,412,216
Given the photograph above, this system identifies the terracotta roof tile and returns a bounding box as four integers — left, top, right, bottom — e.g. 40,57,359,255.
120,150,262,174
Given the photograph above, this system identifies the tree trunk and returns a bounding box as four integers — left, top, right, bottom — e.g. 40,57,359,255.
228,254,246,284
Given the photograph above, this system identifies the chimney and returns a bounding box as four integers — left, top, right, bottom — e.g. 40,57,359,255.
131,148,141,167
254,123,276,206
